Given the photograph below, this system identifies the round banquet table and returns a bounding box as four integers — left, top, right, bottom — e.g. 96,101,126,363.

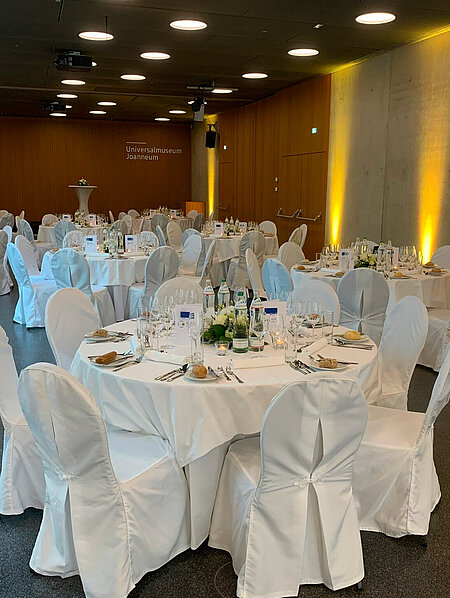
37,224,105,245
71,319,379,548
141,216,192,232
291,266,450,311
204,234,279,286
41,250,149,320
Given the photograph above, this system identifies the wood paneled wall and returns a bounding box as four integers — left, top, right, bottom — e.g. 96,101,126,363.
218,75,331,257
0,117,191,221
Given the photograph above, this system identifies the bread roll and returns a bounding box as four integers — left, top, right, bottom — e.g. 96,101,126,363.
318,358,338,369
95,351,118,365
344,330,361,340
432,267,441,273
92,329,108,338
393,271,403,278
192,364,207,378
296,265,305,270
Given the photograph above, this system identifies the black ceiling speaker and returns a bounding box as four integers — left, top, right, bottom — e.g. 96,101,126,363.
205,125,217,149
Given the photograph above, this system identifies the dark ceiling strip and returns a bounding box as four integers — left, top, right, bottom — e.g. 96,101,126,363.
57,0,65,23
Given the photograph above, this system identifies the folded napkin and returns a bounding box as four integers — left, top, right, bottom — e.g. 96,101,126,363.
320,267,341,274
301,337,328,356
224,355,285,370
145,350,188,365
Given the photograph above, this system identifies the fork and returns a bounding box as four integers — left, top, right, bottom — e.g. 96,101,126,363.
226,365,244,384
113,354,144,372
218,366,232,381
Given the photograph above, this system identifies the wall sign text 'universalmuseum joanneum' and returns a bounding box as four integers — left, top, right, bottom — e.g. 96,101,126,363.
125,141,183,161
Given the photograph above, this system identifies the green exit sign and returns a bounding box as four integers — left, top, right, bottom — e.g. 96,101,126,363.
311,127,318,134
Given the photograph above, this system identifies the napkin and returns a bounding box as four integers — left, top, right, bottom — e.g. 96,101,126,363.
320,267,341,274
301,337,328,356
224,356,285,370
145,350,188,365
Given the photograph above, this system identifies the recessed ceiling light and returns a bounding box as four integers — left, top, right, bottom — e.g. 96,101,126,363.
155,117,170,121
288,48,319,57
121,74,146,80
65,105,73,109
242,72,268,79
169,109,187,114
50,112,67,117
355,12,396,24
212,88,233,94
90,110,106,115
92,61,97,67
98,101,117,106
140,51,171,60
187,100,194,104
79,31,114,41
170,20,207,31
57,93,78,99
61,79,86,85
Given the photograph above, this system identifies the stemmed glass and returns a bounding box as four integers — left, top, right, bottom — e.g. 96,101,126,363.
267,312,285,349
160,297,175,350
288,299,304,352
399,246,408,269
249,308,265,354
305,301,322,339
188,312,204,365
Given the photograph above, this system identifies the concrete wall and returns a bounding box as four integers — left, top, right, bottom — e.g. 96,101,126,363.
191,118,219,217
326,30,450,261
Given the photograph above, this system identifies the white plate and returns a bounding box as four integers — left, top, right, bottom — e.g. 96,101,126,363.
184,369,219,382
84,331,121,343
304,358,348,372
88,355,135,368
335,333,368,343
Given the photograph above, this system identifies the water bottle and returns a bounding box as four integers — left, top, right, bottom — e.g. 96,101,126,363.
233,297,249,353
102,228,108,253
217,279,230,309
203,279,215,314
117,230,124,254
249,292,264,352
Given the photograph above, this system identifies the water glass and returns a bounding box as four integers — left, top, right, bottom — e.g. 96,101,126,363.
284,330,296,363
188,312,204,364
321,311,334,344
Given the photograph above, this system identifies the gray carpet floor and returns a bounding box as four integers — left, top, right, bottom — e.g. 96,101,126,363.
1,287,449,598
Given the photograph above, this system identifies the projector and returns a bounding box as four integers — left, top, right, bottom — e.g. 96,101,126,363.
42,101,67,113
55,51,93,72
191,96,206,122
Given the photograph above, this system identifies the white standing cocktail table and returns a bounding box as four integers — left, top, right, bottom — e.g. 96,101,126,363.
69,185,97,213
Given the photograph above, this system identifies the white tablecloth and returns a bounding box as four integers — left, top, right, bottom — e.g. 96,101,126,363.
37,224,104,245
41,251,148,320
71,320,378,548
291,267,450,311
141,217,192,232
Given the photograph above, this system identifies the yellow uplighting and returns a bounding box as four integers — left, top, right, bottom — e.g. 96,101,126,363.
205,116,217,217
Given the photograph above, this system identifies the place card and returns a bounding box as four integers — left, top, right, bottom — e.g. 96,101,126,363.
239,222,247,234
125,234,138,253
87,214,97,226
263,300,287,319
339,248,354,271
174,303,202,344
170,209,177,217
62,214,72,221
214,222,224,236
84,235,97,255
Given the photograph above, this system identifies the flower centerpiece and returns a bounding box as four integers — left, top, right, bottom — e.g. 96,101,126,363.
78,177,89,186
354,251,376,269
203,306,235,344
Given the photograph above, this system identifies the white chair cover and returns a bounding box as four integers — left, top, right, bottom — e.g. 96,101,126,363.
3,224,12,243
209,377,367,595
139,230,159,248
193,213,205,232
63,230,84,248
17,218,35,244
2,225,13,289
131,217,144,235
372,296,428,409
142,217,153,232
186,210,198,219
430,245,450,268
167,221,183,251
127,247,179,317
122,214,133,234
245,248,266,298
292,278,341,321
42,214,58,226
262,259,293,297
51,249,115,326
128,209,140,218
155,277,203,303
182,228,199,246
418,308,450,372
259,220,277,235
227,231,265,290
288,224,307,249
337,268,389,346
109,210,115,224
54,220,76,249
278,241,305,270
0,209,7,218
179,234,202,276
156,225,167,247
45,288,101,371
151,213,169,235
18,363,190,597
112,219,128,236
118,211,127,219
6,243,57,327
353,343,450,537
196,240,216,287
0,213,14,230
15,235,40,277
0,230,10,295
0,326,45,514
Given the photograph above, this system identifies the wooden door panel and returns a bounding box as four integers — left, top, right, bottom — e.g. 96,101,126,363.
277,155,303,245
299,152,327,258
218,161,236,217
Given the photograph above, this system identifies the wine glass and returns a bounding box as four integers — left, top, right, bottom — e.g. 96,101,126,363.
249,309,265,354
399,246,408,269
267,312,285,349
188,312,204,364
305,301,322,339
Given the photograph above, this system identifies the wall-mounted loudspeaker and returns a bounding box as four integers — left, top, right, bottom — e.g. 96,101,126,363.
205,127,217,149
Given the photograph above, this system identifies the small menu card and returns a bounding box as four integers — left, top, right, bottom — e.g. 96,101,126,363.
263,300,287,319
125,235,138,253
174,304,202,344
170,209,177,217
339,248,354,271
239,222,247,234
62,214,71,221
84,235,97,255
214,222,224,236
87,214,97,226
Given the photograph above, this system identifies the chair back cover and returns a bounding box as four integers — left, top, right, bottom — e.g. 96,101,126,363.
156,225,167,247
17,218,36,246
0,325,22,427
155,277,203,303
0,209,7,218
127,209,140,218
241,377,367,596
112,219,128,236
122,214,133,234
186,210,198,219
109,210,115,223
288,224,307,249
377,296,428,409
259,220,277,235
421,343,450,439
292,278,341,321
179,234,202,275
151,213,169,234
3,225,12,243
63,230,84,248
7,243,31,288
0,231,10,295
131,217,144,235
262,259,293,297
245,248,266,298
167,221,183,251
229,231,265,289
118,211,127,220
143,246,179,298
198,240,216,287
42,214,58,226
278,241,305,270
52,248,93,298
45,288,100,370
0,213,14,230
193,213,205,231
18,363,137,598
54,220,76,248
431,245,450,269
139,230,159,248
15,235,40,277
337,268,389,345
182,228,199,246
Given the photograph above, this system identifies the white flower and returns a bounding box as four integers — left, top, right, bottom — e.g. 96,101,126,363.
215,314,227,326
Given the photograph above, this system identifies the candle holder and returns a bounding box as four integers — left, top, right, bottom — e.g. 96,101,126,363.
215,341,230,356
